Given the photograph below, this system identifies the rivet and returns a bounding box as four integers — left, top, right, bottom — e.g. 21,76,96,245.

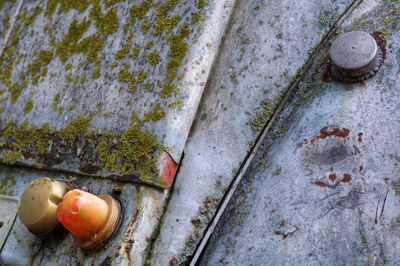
329,31,384,83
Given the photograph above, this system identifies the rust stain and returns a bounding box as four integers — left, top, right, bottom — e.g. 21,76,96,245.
322,65,333,83
37,152,63,167
328,173,337,182
358,82,366,89
303,127,350,146
358,133,363,143
123,242,133,266
314,180,326,187
339,173,352,183
79,164,102,174
359,165,363,173
371,31,387,58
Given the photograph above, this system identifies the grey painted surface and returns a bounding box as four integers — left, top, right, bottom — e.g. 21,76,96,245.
0,164,167,265
151,0,355,264
200,0,400,264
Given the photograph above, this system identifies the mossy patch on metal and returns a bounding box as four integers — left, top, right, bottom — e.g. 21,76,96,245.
0,0,210,188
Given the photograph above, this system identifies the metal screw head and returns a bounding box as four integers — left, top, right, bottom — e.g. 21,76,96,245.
330,31,382,82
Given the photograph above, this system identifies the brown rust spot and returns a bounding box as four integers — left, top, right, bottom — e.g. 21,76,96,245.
37,152,63,167
79,164,102,174
320,127,350,139
371,31,387,58
322,65,333,83
358,133,363,143
359,165,363,173
305,127,350,146
358,82,366,89
314,180,326,187
22,151,33,160
123,242,132,266
328,173,337,182
340,173,352,183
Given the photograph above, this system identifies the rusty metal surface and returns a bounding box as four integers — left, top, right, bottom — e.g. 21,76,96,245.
200,0,400,264
0,164,167,265
0,0,230,188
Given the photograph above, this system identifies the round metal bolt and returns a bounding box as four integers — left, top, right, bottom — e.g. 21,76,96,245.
329,31,384,83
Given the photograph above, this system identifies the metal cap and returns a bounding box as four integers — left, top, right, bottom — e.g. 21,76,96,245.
329,31,383,82
18,177,67,234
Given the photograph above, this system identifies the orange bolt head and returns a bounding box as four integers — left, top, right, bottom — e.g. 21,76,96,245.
56,189,109,241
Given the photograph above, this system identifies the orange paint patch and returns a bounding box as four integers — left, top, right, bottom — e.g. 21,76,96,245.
159,152,178,187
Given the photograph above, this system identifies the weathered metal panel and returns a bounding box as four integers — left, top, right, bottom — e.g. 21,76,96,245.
0,164,167,265
151,0,357,264
0,0,227,188
0,195,19,252
200,0,400,264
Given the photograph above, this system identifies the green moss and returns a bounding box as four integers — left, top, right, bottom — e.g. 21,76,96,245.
45,0,58,19
96,102,103,110
272,167,281,176
153,15,177,35
169,100,184,110
115,45,130,60
143,103,165,122
65,63,73,71
32,74,40,85
57,0,90,14
130,0,153,25
29,50,53,76
145,52,161,65
0,59,14,83
40,68,48,77
8,80,27,104
21,5,42,25
55,18,91,62
101,8,119,36
2,45,15,58
52,93,61,111
126,31,134,41
196,0,209,8
23,98,34,113
393,183,400,195
87,34,104,61
59,115,92,145
157,0,180,16
136,70,148,83
163,22,189,89
141,20,152,33
10,32,19,46
131,46,140,57
192,12,205,24
0,176,16,195
249,91,285,131
92,67,101,79
104,0,126,8
2,15,10,28
118,63,131,82
145,41,154,49
3,150,21,165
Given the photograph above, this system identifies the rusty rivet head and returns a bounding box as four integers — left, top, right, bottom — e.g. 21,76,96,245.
330,31,384,83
